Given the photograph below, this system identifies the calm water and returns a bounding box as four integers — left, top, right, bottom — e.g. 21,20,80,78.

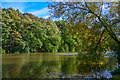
2,53,118,78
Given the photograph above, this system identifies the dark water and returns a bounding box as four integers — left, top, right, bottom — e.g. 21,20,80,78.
2,53,118,78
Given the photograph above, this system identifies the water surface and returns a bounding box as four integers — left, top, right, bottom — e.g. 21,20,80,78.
2,53,117,78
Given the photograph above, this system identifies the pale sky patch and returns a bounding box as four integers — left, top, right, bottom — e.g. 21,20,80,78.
102,5,105,9
43,15,50,19
28,7,50,18
52,17,63,21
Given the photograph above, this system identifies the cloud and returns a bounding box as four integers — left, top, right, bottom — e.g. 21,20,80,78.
43,15,63,21
28,7,50,17
43,15,50,19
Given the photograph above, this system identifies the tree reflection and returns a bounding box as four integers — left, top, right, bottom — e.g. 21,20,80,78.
2,54,117,78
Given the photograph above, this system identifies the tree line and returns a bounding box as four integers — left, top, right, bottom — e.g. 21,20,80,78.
1,6,119,55
1,8,84,53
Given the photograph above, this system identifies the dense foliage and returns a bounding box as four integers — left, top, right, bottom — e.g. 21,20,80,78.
2,8,84,53
55,20,82,52
2,8,62,53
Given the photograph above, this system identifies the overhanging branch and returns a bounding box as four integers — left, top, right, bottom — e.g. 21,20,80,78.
84,2,120,44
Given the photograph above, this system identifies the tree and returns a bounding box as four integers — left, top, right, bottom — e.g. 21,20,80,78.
55,20,82,52
49,1,120,63
2,8,61,53
2,8,26,53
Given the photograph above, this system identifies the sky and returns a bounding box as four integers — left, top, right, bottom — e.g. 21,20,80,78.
2,2,52,19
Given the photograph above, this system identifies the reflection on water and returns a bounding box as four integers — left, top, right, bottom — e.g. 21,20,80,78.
2,53,117,78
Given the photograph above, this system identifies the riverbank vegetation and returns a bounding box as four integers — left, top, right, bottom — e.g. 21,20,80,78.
2,8,84,53
1,2,120,54
2,7,118,54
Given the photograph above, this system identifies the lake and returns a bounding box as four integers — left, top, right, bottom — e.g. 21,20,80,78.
2,53,118,79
